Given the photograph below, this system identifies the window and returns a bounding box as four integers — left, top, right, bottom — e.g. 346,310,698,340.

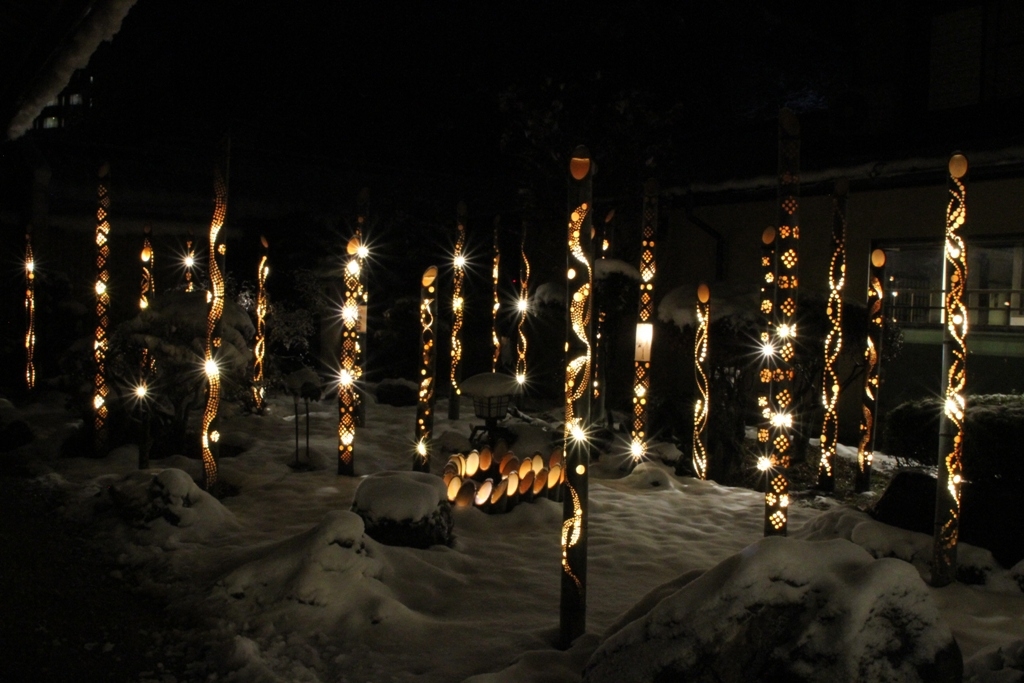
68,93,83,106
42,116,60,129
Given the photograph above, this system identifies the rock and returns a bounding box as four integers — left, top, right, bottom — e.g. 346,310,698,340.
376,379,419,407
584,537,962,683
351,471,453,548
872,469,1024,568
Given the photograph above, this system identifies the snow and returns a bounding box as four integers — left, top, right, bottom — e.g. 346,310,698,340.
657,283,759,329
534,282,566,306
351,471,447,523
9,392,1024,682
594,258,639,281
459,372,521,398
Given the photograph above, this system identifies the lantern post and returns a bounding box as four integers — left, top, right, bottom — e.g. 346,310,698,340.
560,146,594,648
693,283,711,479
855,248,887,492
201,169,228,489
183,229,196,292
764,109,800,537
338,236,362,475
449,202,467,419
629,180,658,465
414,266,439,472
25,232,36,392
816,179,847,491
591,209,613,419
139,225,156,379
252,236,269,415
491,217,501,372
354,188,370,427
94,163,112,456
755,226,776,486
515,222,530,387
932,153,969,587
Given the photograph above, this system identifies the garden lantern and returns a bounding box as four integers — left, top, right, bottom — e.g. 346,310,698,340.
338,236,361,475
629,179,658,464
693,283,710,480
932,152,969,586
201,169,228,489
855,248,887,492
561,145,594,647
491,216,501,371
183,229,196,292
94,162,111,456
25,232,35,391
414,265,439,472
252,236,269,415
449,202,467,419
355,188,370,427
817,180,847,491
515,223,530,387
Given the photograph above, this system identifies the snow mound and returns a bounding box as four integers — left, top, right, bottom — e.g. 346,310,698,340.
964,640,1024,683
584,537,961,683
107,467,237,545
534,282,565,306
594,258,639,281
351,471,454,548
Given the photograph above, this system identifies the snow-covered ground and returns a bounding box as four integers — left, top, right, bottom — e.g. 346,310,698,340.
10,391,1024,682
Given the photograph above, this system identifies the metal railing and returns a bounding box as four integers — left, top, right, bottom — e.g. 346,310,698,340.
884,288,1024,329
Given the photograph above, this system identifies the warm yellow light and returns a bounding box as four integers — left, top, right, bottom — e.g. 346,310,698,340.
634,384,646,398
210,430,220,443
341,432,354,446
570,423,587,443
454,255,466,268
357,245,369,259
517,298,528,313
93,395,105,410
339,369,353,387
95,281,107,295
516,373,526,385
770,412,793,428
567,268,576,280
575,464,586,475
757,456,772,471
346,259,360,276
416,440,428,457
26,260,34,273
778,324,792,338
135,384,147,398
630,441,644,458
184,255,195,268
342,304,359,322
141,246,152,263
205,359,219,376
634,323,653,362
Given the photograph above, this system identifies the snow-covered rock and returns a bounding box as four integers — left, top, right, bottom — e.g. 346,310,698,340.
584,537,962,683
351,471,453,548
964,640,1024,682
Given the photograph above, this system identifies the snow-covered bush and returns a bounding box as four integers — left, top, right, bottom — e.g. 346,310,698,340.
585,537,962,683
351,471,453,548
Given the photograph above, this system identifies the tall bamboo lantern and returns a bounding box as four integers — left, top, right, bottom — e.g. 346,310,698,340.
491,217,501,371
354,188,370,427
449,202,467,419
932,152,969,587
338,236,362,475
693,283,711,479
764,109,800,537
560,146,594,647
414,265,439,472
817,180,847,491
139,224,156,378
252,236,269,414
755,226,776,469
183,229,196,292
200,169,228,489
515,222,531,387
25,232,36,391
94,162,112,456
855,248,887,492
591,209,613,414
629,180,658,464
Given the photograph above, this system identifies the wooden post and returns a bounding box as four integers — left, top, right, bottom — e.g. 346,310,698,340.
630,180,658,465
693,283,711,479
932,153,969,587
183,229,196,292
765,109,800,537
414,266,439,472
560,146,594,648
449,202,467,420
855,247,887,492
817,179,847,491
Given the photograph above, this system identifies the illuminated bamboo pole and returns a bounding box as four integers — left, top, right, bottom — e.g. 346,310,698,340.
94,162,112,456
491,216,501,371
629,179,658,464
449,202,467,419
515,222,530,387
25,232,36,391
338,236,362,475
354,188,370,427
200,169,228,489
855,247,886,493
764,109,800,537
591,209,613,415
560,146,594,648
932,152,969,587
252,236,269,414
693,283,711,479
414,265,439,472
755,225,777,456
184,229,196,292
139,225,156,378
816,179,847,491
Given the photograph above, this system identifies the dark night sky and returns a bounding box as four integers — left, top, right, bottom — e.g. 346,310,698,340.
87,1,854,180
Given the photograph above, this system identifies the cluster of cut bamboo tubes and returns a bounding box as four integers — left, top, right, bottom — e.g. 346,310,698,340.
442,443,565,513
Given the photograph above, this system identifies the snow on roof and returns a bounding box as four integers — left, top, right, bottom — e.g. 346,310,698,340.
459,372,520,398
657,283,759,329
595,258,640,281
